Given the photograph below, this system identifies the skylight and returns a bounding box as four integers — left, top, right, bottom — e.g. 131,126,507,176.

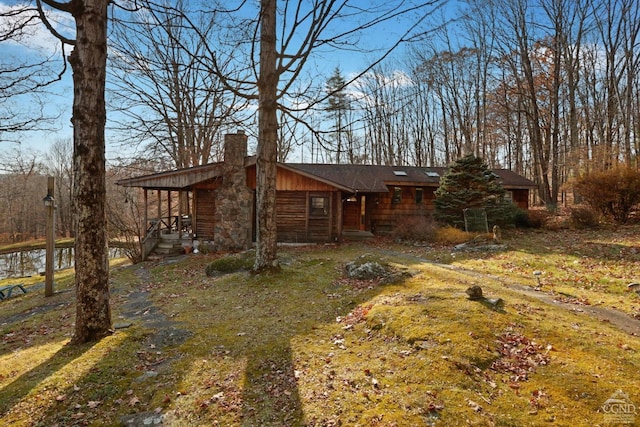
393,170,407,176
425,171,440,177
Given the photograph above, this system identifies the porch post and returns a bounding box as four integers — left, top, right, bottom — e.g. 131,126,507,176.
178,191,183,238
143,189,148,235
157,190,162,230
167,190,172,230
360,195,366,231
336,192,343,242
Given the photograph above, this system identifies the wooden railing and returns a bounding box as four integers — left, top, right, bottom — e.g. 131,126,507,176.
141,220,161,260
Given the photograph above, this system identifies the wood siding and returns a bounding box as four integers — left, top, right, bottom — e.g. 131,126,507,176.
194,189,216,239
275,191,308,242
275,190,334,242
247,166,336,191
369,186,434,234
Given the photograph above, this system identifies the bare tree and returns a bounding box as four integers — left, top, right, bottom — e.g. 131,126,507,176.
43,138,74,237
108,0,246,168
0,3,64,139
0,148,44,242
36,0,111,343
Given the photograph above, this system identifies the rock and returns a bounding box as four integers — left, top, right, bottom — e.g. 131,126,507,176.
345,261,388,280
486,297,505,310
121,412,164,426
466,285,483,300
114,322,133,329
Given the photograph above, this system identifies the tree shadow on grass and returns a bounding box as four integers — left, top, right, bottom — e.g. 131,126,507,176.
222,265,406,426
165,248,407,426
0,340,97,422
241,344,304,426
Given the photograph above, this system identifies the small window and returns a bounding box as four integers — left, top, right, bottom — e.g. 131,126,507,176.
392,187,402,204
393,170,407,176
415,188,423,204
505,191,513,202
310,196,328,216
425,171,439,178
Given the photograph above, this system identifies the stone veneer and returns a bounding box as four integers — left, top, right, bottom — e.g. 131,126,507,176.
213,131,253,250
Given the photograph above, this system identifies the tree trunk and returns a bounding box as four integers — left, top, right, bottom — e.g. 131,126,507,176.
68,0,112,343
254,0,280,273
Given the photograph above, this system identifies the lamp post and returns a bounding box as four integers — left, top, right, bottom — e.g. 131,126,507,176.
43,176,55,297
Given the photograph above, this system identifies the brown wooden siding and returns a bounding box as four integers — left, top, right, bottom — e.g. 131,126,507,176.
274,191,334,242
246,165,336,191
275,191,308,242
194,189,216,239
369,186,433,234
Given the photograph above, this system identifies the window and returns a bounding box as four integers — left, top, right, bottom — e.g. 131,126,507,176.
425,171,439,178
310,196,328,216
392,187,402,204
504,191,513,203
415,188,423,204
393,170,407,176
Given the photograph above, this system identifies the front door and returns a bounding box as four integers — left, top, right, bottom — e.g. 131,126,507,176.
343,195,366,230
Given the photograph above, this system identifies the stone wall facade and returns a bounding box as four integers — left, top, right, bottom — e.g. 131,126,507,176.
213,131,253,251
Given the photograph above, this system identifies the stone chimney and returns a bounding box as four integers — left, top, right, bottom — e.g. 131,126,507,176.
214,130,253,250
224,129,247,169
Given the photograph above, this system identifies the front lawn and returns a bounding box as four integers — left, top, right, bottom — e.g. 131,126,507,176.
1,227,639,426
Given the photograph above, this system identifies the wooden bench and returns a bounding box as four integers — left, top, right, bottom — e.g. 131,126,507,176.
0,284,27,301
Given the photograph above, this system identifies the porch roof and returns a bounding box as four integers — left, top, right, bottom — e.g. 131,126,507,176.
116,162,225,190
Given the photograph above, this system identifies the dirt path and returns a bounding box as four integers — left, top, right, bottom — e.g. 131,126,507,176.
114,260,193,426
114,260,193,348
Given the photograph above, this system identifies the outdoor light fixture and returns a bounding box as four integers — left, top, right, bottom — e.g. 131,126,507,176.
43,193,55,207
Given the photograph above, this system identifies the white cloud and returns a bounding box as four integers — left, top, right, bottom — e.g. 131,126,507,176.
0,2,75,56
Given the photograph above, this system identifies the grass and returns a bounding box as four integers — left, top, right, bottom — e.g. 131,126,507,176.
1,227,640,426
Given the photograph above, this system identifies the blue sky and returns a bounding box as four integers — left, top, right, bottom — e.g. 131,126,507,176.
0,0,452,162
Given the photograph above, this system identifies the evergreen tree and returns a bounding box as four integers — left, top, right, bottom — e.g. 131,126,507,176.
325,67,350,163
434,154,509,229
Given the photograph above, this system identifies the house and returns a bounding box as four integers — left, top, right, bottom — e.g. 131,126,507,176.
117,131,536,257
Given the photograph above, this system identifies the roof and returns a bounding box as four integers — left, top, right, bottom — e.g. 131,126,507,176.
116,162,225,189
285,164,536,192
117,160,537,192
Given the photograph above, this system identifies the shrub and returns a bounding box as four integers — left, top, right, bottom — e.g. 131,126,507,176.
572,166,640,224
486,203,527,228
392,215,438,242
435,226,473,244
569,205,600,229
524,209,551,228
205,251,255,276
513,209,532,228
